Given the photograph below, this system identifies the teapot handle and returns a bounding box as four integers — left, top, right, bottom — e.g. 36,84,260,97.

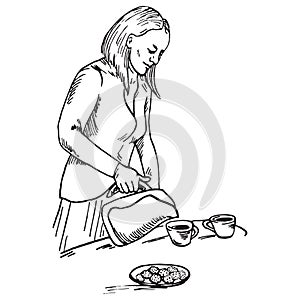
106,181,151,198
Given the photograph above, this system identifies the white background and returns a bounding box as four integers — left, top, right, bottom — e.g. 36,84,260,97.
1,0,299,299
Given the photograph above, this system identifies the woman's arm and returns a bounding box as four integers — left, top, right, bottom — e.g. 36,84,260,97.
58,66,122,177
134,88,160,189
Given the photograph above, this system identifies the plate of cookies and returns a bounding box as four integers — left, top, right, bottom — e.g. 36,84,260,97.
129,264,190,288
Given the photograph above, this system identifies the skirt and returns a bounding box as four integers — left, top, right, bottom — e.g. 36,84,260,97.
52,197,108,252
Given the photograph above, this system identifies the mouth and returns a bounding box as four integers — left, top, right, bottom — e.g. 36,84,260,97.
143,62,151,68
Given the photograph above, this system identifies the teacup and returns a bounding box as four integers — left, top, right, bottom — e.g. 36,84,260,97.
202,214,236,238
166,220,199,247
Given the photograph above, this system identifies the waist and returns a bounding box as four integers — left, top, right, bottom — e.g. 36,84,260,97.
59,157,114,202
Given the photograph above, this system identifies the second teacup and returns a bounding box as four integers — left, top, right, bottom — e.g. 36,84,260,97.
202,214,236,238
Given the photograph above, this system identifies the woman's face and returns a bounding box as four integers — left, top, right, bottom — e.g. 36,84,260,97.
127,28,170,75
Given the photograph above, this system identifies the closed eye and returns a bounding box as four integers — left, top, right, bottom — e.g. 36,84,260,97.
148,44,158,54
147,48,156,54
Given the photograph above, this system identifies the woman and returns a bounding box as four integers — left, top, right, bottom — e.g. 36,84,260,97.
53,6,170,252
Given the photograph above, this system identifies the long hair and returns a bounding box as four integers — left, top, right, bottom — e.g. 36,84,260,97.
101,6,170,98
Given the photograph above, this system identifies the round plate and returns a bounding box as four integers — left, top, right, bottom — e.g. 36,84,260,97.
129,263,190,288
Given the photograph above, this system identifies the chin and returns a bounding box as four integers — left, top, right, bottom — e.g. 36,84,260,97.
137,67,148,75
140,70,148,75
131,63,147,75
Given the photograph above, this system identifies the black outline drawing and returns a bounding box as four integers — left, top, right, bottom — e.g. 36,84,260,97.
100,217,246,293
202,214,248,239
58,217,247,259
53,6,174,253
129,263,190,288
165,219,199,247
102,186,178,246
52,5,248,295
103,263,190,294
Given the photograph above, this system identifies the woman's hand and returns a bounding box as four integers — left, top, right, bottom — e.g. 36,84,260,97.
113,163,151,193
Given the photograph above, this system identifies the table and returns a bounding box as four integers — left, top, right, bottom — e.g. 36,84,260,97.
59,219,247,295
60,219,247,257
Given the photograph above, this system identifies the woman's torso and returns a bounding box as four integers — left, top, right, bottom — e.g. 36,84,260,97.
59,58,149,202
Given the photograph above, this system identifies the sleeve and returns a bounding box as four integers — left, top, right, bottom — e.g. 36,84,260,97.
57,66,121,177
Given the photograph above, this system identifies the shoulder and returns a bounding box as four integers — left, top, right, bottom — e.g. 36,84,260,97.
72,62,103,88
64,63,101,106
73,58,119,88
87,58,120,87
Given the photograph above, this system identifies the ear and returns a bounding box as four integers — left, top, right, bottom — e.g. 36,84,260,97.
126,34,134,48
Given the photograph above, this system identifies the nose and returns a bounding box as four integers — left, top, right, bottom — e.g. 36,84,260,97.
149,55,159,65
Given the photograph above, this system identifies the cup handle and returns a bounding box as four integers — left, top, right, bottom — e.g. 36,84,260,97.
202,220,215,232
191,224,199,239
